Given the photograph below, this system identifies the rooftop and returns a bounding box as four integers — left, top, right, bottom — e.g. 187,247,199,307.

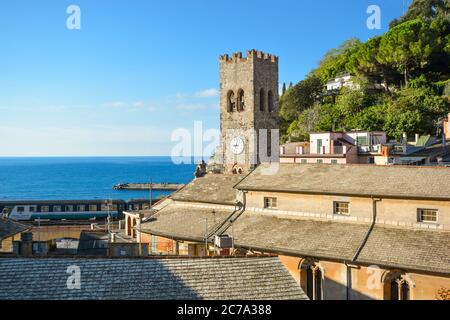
0,257,307,300
356,226,450,274
225,212,370,261
235,164,450,200
171,174,243,205
0,218,29,241
140,204,235,242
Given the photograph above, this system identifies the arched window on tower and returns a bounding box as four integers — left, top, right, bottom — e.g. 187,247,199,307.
227,91,236,112
237,89,245,112
259,89,265,112
268,90,274,112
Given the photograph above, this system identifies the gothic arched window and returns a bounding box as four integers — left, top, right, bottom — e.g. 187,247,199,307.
300,259,323,300
383,271,412,300
237,89,245,112
259,89,265,112
227,91,236,112
268,90,274,113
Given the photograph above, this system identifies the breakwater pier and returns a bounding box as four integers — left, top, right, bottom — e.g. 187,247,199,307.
113,183,185,191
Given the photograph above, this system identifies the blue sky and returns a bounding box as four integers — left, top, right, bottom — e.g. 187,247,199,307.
0,0,408,156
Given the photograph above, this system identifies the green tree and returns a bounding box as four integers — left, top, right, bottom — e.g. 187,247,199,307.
355,104,388,132
310,39,362,82
279,75,323,124
347,37,395,92
390,0,449,28
383,77,450,138
378,19,437,85
282,82,287,95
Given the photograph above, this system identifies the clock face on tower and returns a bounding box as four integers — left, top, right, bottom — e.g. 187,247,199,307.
230,137,245,155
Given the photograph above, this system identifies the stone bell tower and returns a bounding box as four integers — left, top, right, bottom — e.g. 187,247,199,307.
217,49,279,174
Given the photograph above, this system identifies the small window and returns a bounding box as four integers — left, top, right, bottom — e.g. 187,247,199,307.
89,205,98,212
264,197,278,210
77,205,85,212
227,91,236,112
53,206,62,212
301,159,307,164
357,136,368,146
65,205,74,212
334,202,350,216
237,89,245,112
268,91,274,112
418,209,438,223
331,159,338,164
41,206,50,213
29,207,35,212
17,207,25,213
368,157,375,164
317,159,324,164
259,89,265,112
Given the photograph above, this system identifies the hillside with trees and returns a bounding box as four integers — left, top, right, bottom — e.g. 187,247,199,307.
280,0,450,143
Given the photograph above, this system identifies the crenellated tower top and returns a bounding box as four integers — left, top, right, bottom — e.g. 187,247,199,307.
219,49,278,64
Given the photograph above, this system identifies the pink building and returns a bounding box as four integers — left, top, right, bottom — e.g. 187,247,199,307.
280,131,387,165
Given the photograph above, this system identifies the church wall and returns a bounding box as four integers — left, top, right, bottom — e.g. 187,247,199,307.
244,191,450,230
279,255,450,300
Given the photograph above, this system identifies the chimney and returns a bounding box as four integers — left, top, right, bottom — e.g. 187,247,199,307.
402,133,408,145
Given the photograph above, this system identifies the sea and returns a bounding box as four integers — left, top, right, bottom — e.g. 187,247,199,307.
0,157,198,201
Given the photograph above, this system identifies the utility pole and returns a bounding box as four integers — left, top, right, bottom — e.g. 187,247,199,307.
231,223,234,255
37,216,41,255
138,213,142,257
149,177,153,210
205,218,208,257
106,200,112,257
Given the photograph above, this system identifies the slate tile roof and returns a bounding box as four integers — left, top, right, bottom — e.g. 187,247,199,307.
0,218,29,241
140,205,235,242
235,164,450,200
172,175,243,205
356,226,450,274
226,213,370,261
141,206,450,274
0,257,308,300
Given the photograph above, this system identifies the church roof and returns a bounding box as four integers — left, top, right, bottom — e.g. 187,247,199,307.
235,164,450,200
141,206,450,274
140,204,235,242
172,174,243,205
227,212,370,261
0,257,307,300
356,226,450,274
